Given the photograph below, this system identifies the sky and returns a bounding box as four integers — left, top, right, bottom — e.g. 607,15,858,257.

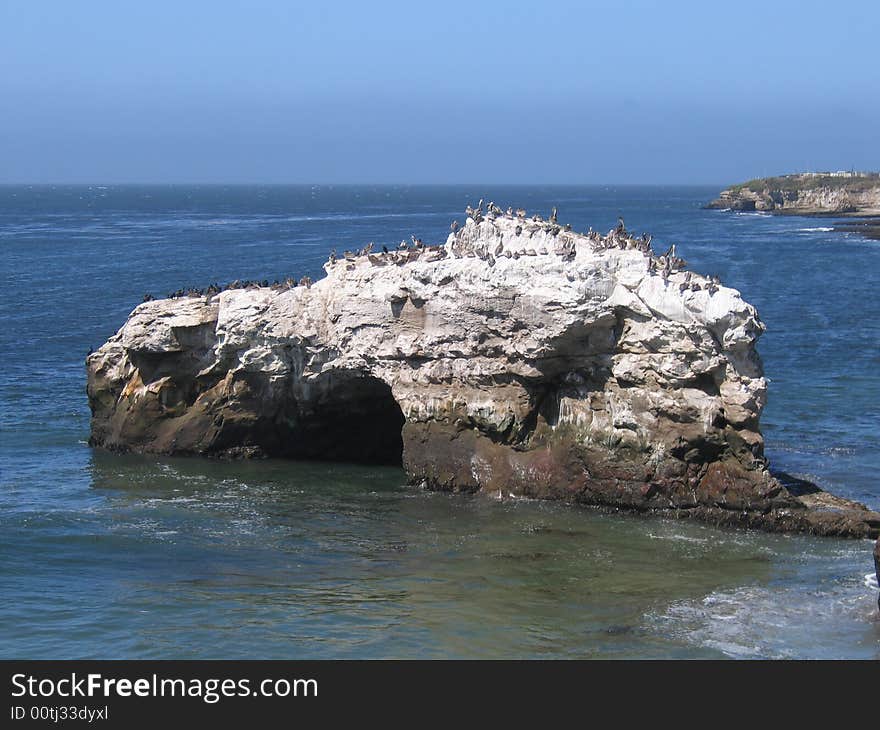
1,0,878,184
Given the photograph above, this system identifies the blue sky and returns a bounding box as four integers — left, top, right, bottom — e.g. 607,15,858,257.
1,0,878,183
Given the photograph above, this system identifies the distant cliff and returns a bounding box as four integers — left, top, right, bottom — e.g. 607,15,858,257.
706,172,880,215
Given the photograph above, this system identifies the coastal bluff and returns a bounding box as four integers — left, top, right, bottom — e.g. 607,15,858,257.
706,172,880,215
87,205,880,541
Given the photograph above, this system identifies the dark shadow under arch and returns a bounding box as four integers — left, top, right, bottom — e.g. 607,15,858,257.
282,374,405,466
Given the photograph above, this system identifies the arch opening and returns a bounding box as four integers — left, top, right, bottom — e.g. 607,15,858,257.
283,374,405,466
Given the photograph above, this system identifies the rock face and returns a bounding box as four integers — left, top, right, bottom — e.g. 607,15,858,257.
706,173,880,215
875,538,880,609
87,207,880,539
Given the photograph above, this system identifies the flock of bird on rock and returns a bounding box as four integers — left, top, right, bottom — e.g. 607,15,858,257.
144,276,314,302
326,200,721,294
142,201,721,304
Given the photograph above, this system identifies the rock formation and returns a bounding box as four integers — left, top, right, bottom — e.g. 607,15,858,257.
706,172,880,215
87,207,880,540
875,538,880,610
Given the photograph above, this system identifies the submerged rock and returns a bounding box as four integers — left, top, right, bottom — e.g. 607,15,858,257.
87,208,880,538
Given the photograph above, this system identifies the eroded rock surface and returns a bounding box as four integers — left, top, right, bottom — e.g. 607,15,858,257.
87,207,880,538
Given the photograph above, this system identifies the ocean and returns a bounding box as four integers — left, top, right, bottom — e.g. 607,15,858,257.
1,184,878,659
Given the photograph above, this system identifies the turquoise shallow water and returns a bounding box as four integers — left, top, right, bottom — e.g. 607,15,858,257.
1,185,878,658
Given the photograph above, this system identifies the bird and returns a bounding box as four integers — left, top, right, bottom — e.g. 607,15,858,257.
450,220,459,233
550,206,558,224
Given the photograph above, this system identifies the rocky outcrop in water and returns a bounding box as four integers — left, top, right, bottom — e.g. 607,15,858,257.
706,173,880,215
87,205,880,539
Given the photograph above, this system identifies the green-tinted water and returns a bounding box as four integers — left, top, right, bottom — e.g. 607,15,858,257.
5,453,874,659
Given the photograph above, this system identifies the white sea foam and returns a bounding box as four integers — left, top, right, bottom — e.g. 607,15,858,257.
648,581,878,659
646,532,708,544
798,227,834,232
865,573,879,591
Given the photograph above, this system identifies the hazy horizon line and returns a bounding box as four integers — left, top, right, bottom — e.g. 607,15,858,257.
0,180,734,188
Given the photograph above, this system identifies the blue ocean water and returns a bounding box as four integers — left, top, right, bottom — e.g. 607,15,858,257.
1,185,878,659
